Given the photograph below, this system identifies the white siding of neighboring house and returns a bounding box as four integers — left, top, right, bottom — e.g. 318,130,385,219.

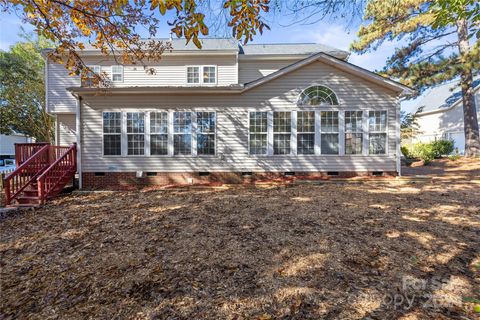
79,60,400,173
238,58,302,83
47,54,238,114
0,134,31,156
56,114,77,146
414,91,480,153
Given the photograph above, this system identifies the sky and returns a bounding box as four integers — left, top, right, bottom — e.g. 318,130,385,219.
0,8,420,112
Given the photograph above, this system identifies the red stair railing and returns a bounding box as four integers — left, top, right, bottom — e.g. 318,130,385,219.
4,144,51,205
37,144,77,204
15,143,49,167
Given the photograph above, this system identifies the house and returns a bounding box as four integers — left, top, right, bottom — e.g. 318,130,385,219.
0,132,33,161
44,38,413,189
412,78,480,154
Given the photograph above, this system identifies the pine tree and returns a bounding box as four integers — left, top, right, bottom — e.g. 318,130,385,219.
351,0,480,156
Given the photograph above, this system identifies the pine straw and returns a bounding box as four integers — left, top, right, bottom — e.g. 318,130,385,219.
1,161,479,319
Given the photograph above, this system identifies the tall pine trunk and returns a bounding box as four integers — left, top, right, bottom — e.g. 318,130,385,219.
456,18,480,156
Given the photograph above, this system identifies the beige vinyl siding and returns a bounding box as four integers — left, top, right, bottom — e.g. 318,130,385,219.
239,59,300,84
47,61,80,113
56,114,76,146
80,60,399,173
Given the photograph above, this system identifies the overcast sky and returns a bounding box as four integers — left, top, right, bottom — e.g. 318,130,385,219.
0,9,420,112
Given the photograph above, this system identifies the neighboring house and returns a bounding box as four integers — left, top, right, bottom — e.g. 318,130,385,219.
44,38,413,189
0,133,33,161
413,78,480,154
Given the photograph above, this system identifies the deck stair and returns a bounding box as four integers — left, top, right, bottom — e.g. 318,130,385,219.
3,143,76,207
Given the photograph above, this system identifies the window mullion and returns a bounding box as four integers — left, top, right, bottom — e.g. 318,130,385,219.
363,111,369,156
168,111,173,156
291,111,297,156
267,111,274,156
339,111,345,156
192,112,197,156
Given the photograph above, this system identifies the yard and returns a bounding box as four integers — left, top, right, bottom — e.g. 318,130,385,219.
1,159,479,319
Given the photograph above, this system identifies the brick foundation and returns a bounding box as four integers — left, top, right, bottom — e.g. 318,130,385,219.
82,171,397,190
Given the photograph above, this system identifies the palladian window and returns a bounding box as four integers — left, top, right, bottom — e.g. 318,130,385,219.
298,85,338,106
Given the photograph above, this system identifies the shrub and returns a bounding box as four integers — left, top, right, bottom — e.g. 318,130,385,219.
401,145,412,158
430,139,454,157
411,143,436,164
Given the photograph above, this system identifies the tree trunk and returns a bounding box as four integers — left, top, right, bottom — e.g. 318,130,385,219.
456,18,480,156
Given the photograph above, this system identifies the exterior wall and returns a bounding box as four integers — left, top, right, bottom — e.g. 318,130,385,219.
0,134,31,157
47,54,238,114
82,171,397,189
79,60,400,176
414,91,480,153
238,58,300,83
56,114,77,146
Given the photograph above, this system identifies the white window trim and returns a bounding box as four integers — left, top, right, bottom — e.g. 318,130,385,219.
248,111,269,156
111,65,124,83
295,110,316,156
185,65,217,86
368,110,389,156
319,110,341,156
196,111,217,157
102,111,122,157
126,112,146,156
148,111,169,157
173,111,194,156
272,111,293,156
344,111,364,156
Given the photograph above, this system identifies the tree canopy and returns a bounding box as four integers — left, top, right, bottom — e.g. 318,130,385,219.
0,34,54,142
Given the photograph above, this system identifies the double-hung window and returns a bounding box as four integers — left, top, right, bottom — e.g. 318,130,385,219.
82,65,101,87
369,111,387,154
196,112,216,155
187,66,216,85
173,112,192,155
150,112,168,155
126,112,145,155
320,111,339,154
273,112,291,155
112,65,123,82
249,112,268,155
187,66,200,84
103,112,122,156
345,111,363,155
297,111,315,155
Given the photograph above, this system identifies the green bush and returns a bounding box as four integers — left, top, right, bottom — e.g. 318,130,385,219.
401,145,412,158
411,143,436,164
430,139,454,157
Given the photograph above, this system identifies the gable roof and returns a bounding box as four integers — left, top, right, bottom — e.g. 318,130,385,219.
416,77,480,115
239,43,349,59
243,51,414,96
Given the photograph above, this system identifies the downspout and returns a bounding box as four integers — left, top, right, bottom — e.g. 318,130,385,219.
75,95,83,189
397,97,403,176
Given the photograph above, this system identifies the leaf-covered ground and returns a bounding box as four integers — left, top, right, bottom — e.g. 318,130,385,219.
1,159,479,319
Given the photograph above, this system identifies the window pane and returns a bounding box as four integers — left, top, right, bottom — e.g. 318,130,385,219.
249,134,267,155
297,133,315,154
151,134,168,155
297,111,315,133
128,134,144,155
127,112,145,133
174,112,192,133
112,65,123,82
203,66,216,84
197,112,215,133
369,133,387,154
103,112,121,133
274,134,291,155
369,111,387,132
273,112,291,133
249,112,267,133
197,134,215,155
187,66,199,83
103,135,121,155
321,134,339,154
174,134,192,155
320,111,339,132
150,112,168,134
345,111,362,132
298,86,338,106
345,133,363,154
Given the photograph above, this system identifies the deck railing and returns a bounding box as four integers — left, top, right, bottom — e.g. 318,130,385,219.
15,143,49,167
4,144,51,204
37,145,77,204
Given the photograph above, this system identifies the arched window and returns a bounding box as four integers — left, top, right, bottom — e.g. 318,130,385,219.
298,85,338,106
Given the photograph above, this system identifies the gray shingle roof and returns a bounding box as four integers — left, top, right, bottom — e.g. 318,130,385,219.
416,77,480,113
239,43,349,58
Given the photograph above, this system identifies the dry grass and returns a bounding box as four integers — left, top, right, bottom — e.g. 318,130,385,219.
1,159,479,319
